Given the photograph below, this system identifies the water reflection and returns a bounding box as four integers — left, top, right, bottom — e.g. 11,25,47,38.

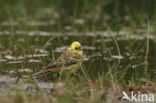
0,31,155,85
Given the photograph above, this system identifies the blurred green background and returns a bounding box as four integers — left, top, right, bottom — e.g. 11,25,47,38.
0,0,156,31
0,1,156,102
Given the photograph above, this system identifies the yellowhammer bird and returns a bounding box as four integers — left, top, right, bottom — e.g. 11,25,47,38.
33,41,83,79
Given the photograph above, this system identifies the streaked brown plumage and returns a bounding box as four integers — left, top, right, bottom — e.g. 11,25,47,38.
33,41,83,79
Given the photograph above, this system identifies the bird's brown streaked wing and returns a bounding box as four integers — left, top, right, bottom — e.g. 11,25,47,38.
45,51,82,69
45,67,58,71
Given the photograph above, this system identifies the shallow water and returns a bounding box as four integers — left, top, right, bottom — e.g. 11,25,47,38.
0,75,64,94
0,23,156,92
0,32,156,77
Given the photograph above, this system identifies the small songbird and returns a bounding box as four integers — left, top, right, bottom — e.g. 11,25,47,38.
33,41,83,79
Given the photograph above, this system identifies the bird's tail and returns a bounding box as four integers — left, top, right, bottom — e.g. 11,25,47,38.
33,70,49,79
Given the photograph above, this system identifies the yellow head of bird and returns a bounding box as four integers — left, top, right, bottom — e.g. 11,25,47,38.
67,41,83,55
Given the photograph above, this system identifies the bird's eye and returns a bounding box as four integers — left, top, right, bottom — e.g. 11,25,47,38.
75,47,78,50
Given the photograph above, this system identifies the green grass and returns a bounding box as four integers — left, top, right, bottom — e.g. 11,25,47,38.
0,33,156,103
0,0,156,103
